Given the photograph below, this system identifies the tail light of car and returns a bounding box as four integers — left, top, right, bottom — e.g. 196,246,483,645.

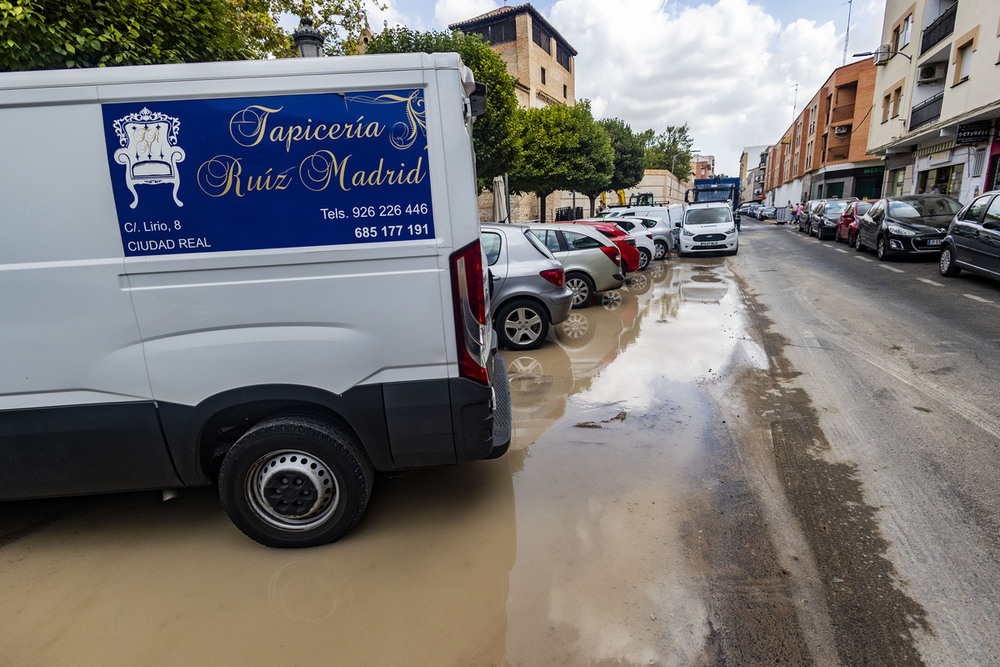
450,240,490,385
599,245,621,265
625,237,636,246
539,267,565,287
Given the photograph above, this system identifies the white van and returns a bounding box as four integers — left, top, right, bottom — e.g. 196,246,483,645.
0,53,510,548
677,202,739,256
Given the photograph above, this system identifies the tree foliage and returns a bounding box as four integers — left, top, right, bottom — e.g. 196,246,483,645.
588,117,645,214
641,123,696,182
509,100,613,222
0,0,379,71
365,27,520,190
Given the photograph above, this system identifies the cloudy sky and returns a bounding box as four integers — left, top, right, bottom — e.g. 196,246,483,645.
366,0,887,174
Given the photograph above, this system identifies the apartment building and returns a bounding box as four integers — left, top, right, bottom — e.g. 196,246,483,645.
739,145,770,204
866,0,1000,201
764,58,883,206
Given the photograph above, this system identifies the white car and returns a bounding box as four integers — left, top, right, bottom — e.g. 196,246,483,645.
603,204,683,259
608,217,658,269
677,202,739,256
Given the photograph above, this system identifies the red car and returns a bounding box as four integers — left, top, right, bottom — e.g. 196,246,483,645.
835,200,874,245
571,221,640,273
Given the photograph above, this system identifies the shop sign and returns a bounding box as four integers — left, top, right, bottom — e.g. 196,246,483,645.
955,120,992,145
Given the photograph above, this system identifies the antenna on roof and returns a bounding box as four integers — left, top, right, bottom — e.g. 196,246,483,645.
842,0,853,65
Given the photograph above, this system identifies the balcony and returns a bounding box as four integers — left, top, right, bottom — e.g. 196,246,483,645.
920,2,957,55
826,147,851,162
831,104,856,124
910,92,944,130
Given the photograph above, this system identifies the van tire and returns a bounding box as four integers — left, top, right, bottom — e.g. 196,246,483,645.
565,272,595,308
219,416,373,548
496,299,549,350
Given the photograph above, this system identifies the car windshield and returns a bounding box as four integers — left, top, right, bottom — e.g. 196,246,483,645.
889,197,962,218
685,207,733,225
824,201,849,216
855,202,873,215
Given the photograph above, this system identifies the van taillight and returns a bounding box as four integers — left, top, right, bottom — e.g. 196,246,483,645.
600,246,620,265
539,267,564,287
450,240,490,385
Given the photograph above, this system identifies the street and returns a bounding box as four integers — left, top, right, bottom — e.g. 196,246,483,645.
1,216,999,665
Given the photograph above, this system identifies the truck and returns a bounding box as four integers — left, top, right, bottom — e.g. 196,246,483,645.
0,53,510,548
685,177,742,226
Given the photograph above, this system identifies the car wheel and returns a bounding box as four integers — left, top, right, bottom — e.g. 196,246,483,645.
849,231,856,248
654,240,668,260
565,272,595,308
495,299,549,350
876,236,890,261
637,247,652,270
856,233,866,252
218,416,373,548
939,246,962,277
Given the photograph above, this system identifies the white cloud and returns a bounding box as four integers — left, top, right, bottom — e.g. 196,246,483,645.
434,0,500,29
547,0,884,174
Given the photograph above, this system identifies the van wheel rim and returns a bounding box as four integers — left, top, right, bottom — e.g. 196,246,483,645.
247,450,339,530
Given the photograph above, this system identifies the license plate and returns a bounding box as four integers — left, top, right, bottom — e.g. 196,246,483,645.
927,239,942,246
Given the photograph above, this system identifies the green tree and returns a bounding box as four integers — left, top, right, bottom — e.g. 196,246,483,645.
0,0,379,71
509,101,613,223
642,123,695,182
366,27,520,190
586,118,645,215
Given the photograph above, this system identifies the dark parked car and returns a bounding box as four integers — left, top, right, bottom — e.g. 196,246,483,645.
809,198,857,240
797,200,823,232
939,190,1000,282
835,200,873,245
856,195,962,261
758,206,777,220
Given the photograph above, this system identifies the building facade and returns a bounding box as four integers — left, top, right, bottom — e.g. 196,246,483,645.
866,0,1000,202
764,58,883,207
739,145,770,204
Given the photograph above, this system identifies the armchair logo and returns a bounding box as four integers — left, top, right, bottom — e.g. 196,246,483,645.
112,108,186,209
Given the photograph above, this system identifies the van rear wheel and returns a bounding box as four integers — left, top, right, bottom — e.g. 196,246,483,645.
219,416,373,548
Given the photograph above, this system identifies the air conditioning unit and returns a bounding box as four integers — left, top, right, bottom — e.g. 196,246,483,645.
833,125,851,136
917,63,946,84
873,44,891,66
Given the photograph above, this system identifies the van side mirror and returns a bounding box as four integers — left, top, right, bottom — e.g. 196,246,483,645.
469,83,488,118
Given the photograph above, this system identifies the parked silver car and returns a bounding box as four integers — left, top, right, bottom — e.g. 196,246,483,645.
482,224,574,350
526,223,625,308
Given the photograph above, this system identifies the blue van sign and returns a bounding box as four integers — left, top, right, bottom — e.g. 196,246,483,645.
103,89,434,256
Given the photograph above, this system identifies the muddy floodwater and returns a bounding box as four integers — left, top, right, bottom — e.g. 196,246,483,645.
1,258,809,665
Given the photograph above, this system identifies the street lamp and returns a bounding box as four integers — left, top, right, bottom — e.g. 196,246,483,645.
853,50,911,62
293,17,325,58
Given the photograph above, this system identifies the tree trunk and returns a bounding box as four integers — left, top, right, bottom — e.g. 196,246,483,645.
539,193,548,223
588,194,598,217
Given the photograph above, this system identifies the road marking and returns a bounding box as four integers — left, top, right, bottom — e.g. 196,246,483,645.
964,294,995,304
799,328,822,349
855,256,873,262
917,278,944,287
835,248,849,254
880,265,905,273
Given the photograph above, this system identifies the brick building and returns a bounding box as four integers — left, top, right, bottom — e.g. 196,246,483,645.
764,58,883,206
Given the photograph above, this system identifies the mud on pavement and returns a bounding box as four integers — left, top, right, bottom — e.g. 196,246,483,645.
719,274,932,666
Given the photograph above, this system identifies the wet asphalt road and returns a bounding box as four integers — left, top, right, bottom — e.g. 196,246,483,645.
1,216,999,665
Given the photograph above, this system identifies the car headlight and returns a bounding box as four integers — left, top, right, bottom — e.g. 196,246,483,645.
887,224,916,236
725,226,736,234
683,229,695,236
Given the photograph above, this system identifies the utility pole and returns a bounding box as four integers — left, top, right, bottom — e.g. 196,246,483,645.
791,83,799,122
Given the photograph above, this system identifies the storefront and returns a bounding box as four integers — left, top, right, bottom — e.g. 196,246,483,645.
808,163,883,200
986,122,1000,193
913,120,997,202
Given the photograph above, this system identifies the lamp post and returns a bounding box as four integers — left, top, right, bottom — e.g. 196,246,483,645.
852,50,911,62
293,17,325,58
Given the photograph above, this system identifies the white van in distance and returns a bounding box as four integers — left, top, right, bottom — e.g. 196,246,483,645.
677,201,740,256
0,53,510,548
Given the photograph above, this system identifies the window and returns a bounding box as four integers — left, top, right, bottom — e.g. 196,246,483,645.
532,22,551,53
972,148,986,178
901,14,912,47
985,197,1000,225
564,231,602,250
882,94,891,123
956,43,972,82
892,26,901,52
476,19,515,45
962,196,991,222
891,87,902,118
536,229,561,252
481,232,502,265
540,67,546,85
556,44,571,71
563,84,567,99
